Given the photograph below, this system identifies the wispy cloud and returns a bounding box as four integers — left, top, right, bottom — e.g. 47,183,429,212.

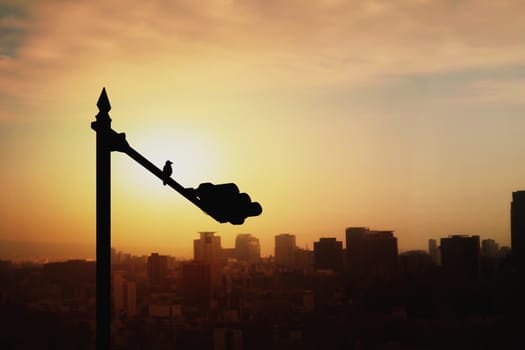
466,77,525,103
0,2,28,58
1,0,525,120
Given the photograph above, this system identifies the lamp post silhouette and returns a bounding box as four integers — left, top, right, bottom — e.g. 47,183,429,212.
90,88,262,349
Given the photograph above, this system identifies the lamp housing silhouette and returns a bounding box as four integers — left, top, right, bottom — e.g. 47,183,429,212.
195,182,263,225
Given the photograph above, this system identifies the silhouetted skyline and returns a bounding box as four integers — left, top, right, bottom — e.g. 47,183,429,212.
1,221,522,349
0,225,510,264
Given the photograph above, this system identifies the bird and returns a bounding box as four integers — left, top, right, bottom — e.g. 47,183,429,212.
162,160,173,185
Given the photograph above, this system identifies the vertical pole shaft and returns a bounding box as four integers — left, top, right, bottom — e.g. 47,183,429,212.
96,127,111,349
92,88,112,350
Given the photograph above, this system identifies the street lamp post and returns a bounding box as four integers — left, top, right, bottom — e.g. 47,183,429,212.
90,88,262,349
90,88,112,350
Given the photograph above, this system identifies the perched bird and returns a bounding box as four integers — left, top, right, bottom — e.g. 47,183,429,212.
162,160,173,185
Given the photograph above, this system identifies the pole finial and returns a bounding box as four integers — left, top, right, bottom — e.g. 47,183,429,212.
97,87,111,112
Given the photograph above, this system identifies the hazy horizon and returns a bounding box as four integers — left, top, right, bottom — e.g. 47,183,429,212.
0,228,511,262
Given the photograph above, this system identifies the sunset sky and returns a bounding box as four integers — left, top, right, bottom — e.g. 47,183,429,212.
1,0,525,258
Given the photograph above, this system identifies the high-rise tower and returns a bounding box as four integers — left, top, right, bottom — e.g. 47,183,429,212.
194,232,222,288
147,252,168,289
440,235,480,281
235,233,261,263
314,237,343,272
511,191,525,272
346,227,398,279
275,234,296,268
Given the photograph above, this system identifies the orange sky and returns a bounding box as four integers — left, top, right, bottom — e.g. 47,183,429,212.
1,0,525,258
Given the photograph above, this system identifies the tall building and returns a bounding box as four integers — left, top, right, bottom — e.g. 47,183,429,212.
399,250,433,277
182,261,211,310
314,238,343,272
346,227,398,279
511,191,525,271
294,247,314,271
481,239,499,257
481,239,499,279
194,232,223,288
111,247,118,265
113,270,137,319
235,233,261,264
345,227,369,271
147,253,168,289
440,235,480,281
428,239,440,265
346,227,369,245
275,234,296,268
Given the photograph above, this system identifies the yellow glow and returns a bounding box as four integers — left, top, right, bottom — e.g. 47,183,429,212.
116,123,223,190
1,0,525,258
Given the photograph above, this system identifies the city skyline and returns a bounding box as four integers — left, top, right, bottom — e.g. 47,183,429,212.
2,1,525,258
0,224,511,262
2,222,520,349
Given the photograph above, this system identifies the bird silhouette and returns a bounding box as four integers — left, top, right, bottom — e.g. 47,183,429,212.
162,160,173,185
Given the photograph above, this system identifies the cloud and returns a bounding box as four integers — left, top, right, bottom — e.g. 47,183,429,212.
466,77,525,103
1,0,525,120
0,2,27,58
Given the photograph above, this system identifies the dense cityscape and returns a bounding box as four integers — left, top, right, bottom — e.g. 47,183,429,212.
1,191,525,349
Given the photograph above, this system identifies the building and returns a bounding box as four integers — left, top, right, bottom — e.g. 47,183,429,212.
346,227,398,280
111,247,118,265
235,234,260,264
222,248,237,263
113,270,137,319
147,253,168,289
213,328,243,350
42,260,95,284
345,227,369,272
194,232,222,262
314,238,343,272
399,250,433,277
346,227,370,245
511,191,525,272
481,239,500,279
294,247,314,271
194,232,223,288
481,239,499,257
182,261,211,310
275,234,296,268
428,239,440,265
440,235,480,281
